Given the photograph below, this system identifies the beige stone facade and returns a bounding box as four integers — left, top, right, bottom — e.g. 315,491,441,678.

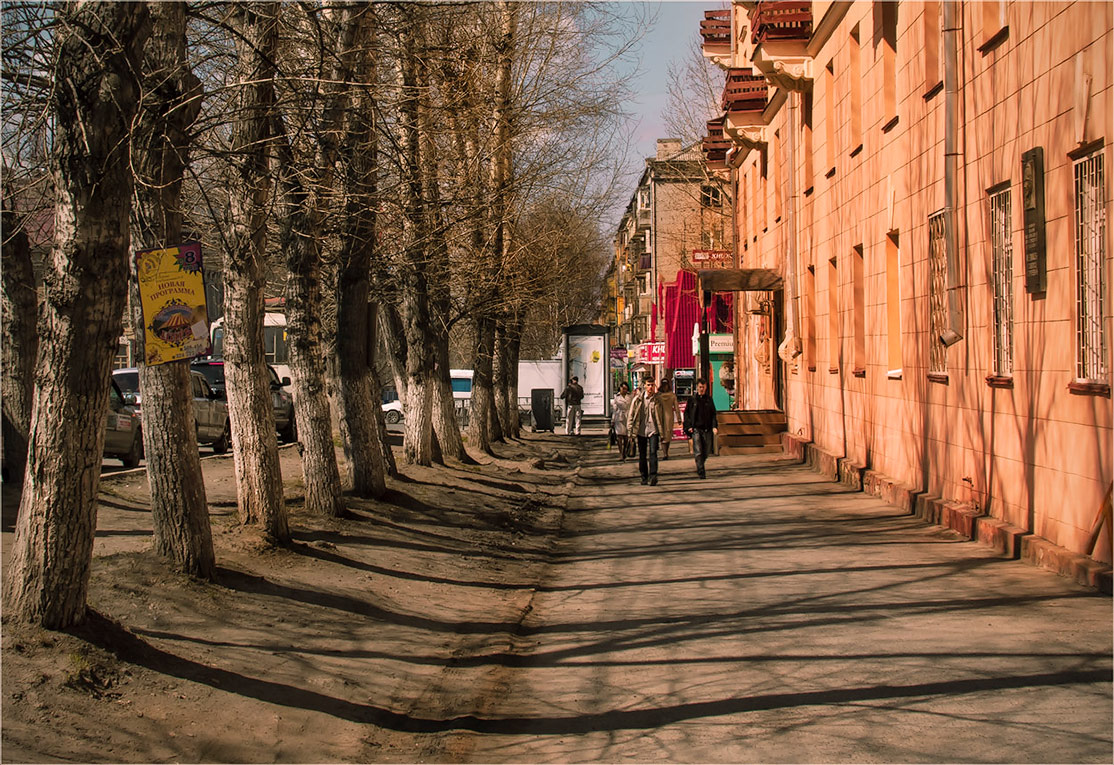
700,1,1112,566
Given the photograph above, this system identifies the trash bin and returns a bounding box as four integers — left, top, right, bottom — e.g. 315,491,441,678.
531,388,554,432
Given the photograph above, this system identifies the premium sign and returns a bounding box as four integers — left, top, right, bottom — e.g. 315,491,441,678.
134,242,211,366
1022,147,1047,294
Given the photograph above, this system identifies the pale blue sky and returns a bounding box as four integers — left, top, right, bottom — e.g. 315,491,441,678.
626,1,713,161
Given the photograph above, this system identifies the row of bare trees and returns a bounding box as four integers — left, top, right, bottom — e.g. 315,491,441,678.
1,1,639,628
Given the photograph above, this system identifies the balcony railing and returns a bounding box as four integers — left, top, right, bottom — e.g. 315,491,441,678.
751,1,812,45
704,117,729,167
721,69,768,113
700,9,731,47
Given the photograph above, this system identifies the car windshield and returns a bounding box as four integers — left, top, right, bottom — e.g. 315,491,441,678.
113,371,139,393
192,363,225,389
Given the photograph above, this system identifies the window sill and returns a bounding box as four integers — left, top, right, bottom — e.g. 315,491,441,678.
927,372,949,384
923,81,943,100
825,167,836,179
852,367,866,378
985,375,1013,389
829,367,839,375
1068,380,1111,397
882,115,899,133
887,369,903,380
849,143,863,158
804,186,814,197
978,26,1009,55
807,365,817,373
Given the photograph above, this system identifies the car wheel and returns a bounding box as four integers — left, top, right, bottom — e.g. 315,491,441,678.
121,427,143,469
212,420,231,454
279,411,297,443
385,409,401,424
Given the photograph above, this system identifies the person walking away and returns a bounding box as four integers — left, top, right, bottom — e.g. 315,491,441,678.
611,382,633,461
682,378,718,479
657,379,683,460
626,377,666,485
560,376,584,435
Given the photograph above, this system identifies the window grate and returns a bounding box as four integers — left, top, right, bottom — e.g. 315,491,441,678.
989,188,1014,375
928,212,948,374
1074,152,1108,381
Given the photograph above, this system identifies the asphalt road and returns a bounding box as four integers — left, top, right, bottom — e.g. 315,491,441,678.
411,436,1113,763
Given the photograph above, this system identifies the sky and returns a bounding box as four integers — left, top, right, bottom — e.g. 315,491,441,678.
626,1,714,161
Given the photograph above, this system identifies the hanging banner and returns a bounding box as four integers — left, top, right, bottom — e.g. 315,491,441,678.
134,242,211,366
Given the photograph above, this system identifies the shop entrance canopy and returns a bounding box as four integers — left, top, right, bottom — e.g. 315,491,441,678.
697,268,783,293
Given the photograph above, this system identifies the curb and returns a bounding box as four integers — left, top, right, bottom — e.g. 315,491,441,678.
781,433,1112,594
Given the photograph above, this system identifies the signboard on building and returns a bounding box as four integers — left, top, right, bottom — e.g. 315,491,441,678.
134,242,211,366
692,249,733,268
691,326,734,355
1022,147,1047,294
609,346,628,369
638,342,665,365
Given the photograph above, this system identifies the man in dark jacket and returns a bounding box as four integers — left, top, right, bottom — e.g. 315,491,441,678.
560,376,584,435
682,378,718,479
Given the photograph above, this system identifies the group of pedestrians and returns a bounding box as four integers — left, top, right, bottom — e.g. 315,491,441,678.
561,373,719,483
612,376,718,484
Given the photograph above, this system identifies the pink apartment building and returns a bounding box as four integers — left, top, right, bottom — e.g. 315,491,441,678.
700,1,1112,585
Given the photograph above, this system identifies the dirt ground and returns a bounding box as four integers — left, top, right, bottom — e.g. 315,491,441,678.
1,432,589,763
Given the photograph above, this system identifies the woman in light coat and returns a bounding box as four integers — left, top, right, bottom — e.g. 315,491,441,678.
611,382,633,460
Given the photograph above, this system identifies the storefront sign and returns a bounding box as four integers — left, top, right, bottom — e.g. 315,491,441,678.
1022,147,1047,294
692,249,733,268
134,242,211,366
691,326,734,355
638,342,665,364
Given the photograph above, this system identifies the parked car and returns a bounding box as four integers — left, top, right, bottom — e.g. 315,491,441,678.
112,367,231,453
190,359,297,443
381,387,402,424
104,380,143,468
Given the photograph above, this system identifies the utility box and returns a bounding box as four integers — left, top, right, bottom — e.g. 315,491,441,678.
531,388,555,432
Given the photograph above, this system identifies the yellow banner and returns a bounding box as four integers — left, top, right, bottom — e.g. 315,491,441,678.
134,242,211,366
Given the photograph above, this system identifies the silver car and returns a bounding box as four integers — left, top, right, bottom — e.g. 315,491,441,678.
112,368,231,454
104,380,143,468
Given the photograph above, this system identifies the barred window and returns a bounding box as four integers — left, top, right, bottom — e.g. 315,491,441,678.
928,212,948,374
1074,151,1108,381
989,187,1014,375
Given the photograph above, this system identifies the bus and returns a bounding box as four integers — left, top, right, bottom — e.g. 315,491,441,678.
209,312,291,384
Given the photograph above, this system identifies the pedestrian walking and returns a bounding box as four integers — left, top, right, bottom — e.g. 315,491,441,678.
656,379,683,460
560,376,584,435
682,378,718,479
610,382,633,461
626,377,667,485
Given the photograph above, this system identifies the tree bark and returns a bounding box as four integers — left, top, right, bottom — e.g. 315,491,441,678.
225,1,288,542
1,205,38,484
3,3,150,628
131,0,214,578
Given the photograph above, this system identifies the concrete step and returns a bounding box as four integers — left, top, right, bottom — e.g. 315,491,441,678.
718,444,784,455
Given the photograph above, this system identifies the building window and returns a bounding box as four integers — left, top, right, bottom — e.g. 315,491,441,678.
849,25,862,153
638,188,650,209
824,59,836,174
928,212,948,374
828,256,840,371
701,184,722,208
806,265,817,370
802,91,815,193
877,1,898,130
923,1,941,94
886,231,902,374
1074,150,1108,382
853,245,865,373
989,187,1014,376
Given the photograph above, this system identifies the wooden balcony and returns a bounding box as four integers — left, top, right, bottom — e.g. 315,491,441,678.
703,117,729,169
721,69,768,114
751,1,812,45
700,9,731,49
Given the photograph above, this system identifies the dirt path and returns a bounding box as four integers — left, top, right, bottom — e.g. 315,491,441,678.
1,433,590,763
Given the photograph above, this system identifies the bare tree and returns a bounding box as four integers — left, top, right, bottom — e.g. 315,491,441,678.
1,203,37,484
3,2,151,627
130,0,214,577
223,1,288,542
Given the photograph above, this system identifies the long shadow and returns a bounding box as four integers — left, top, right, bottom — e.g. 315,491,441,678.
74,611,1108,735
96,497,153,513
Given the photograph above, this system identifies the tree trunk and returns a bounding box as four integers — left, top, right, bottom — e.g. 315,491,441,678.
225,2,288,542
131,0,214,579
3,3,150,628
469,314,498,453
1,205,38,484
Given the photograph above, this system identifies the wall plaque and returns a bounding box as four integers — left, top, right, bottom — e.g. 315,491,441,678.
1022,147,1047,294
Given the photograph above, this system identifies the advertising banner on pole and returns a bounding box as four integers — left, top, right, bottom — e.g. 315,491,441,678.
134,242,211,366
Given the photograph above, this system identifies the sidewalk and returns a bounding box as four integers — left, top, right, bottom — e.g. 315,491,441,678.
403,437,1114,763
